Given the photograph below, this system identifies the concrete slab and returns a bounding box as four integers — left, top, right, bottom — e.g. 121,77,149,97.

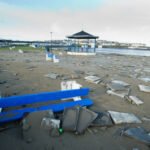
86,72,97,76
91,111,113,127
44,73,59,79
138,85,150,93
84,76,101,84
41,118,60,130
62,107,80,131
129,96,144,105
106,90,128,98
124,127,150,145
108,111,141,124
74,70,84,74
139,77,150,82
76,107,98,133
107,83,128,91
111,80,130,87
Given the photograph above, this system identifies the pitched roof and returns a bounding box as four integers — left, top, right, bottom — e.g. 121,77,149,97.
67,30,99,39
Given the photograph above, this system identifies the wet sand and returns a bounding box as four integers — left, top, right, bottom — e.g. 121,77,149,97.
0,50,150,150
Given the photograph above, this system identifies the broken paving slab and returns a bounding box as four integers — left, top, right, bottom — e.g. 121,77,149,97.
143,68,150,73
91,111,113,127
138,85,150,93
124,127,150,145
106,90,128,98
62,107,80,131
117,73,127,78
108,111,141,124
128,96,144,105
76,106,98,133
111,80,130,87
44,73,59,79
86,72,97,76
74,70,84,74
41,118,60,130
106,82,129,91
142,117,150,122
84,76,101,84
139,77,150,82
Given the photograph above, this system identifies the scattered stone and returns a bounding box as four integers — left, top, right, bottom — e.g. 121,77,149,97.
138,85,150,93
107,90,128,98
144,68,150,72
86,72,96,76
108,111,141,124
124,127,150,145
0,80,7,84
111,80,130,87
22,118,31,131
74,70,84,74
139,77,150,82
128,96,144,105
117,73,127,77
61,77,70,80
91,111,113,127
62,107,80,131
71,74,81,79
44,74,59,79
113,125,130,137
41,118,60,130
26,66,36,69
84,76,101,84
142,117,150,122
76,107,98,133
45,109,54,118
107,83,128,91
49,128,60,137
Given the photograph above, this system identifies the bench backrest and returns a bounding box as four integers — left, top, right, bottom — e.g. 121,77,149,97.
0,88,89,108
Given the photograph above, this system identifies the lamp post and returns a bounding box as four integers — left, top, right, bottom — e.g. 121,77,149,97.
50,32,52,53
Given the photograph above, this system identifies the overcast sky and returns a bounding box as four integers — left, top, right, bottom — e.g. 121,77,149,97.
0,0,150,45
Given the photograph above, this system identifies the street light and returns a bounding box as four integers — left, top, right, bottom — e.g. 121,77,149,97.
50,32,52,53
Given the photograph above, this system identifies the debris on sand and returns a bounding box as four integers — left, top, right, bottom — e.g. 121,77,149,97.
142,117,150,122
41,118,60,130
138,85,150,93
61,81,82,101
106,82,129,91
62,106,98,134
108,111,141,124
91,111,113,127
62,107,80,131
44,73,59,79
139,77,150,82
18,49,24,54
84,76,101,84
126,96,144,105
124,127,150,145
74,70,84,74
111,80,130,87
106,90,129,98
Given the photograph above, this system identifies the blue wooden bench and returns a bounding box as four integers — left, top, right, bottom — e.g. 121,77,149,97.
46,47,59,59
0,88,93,123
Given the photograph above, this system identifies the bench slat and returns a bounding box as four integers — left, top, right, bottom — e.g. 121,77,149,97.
0,98,93,123
0,88,89,108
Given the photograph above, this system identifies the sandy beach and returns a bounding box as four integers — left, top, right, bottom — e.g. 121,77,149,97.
0,50,150,150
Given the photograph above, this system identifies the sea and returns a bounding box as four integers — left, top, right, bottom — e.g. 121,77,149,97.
96,48,150,56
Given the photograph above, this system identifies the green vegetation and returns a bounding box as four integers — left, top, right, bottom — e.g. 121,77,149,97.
0,46,43,51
